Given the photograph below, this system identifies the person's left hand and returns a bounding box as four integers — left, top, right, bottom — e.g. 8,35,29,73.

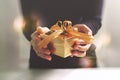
71,24,92,57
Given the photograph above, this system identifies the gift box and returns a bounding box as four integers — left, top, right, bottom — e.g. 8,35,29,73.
38,20,94,58
52,37,73,58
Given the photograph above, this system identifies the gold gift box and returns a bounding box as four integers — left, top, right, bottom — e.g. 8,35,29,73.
38,20,94,58
52,37,73,58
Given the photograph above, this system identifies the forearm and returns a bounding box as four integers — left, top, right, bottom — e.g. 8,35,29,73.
80,17,102,35
22,16,37,41
79,0,104,35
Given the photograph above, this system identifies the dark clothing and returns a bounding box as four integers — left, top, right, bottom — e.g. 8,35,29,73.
29,44,97,68
20,0,103,68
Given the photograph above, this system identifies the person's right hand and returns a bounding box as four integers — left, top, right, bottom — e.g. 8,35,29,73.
31,27,53,61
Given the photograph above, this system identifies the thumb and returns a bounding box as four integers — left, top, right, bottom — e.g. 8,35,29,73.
37,26,50,33
36,26,44,34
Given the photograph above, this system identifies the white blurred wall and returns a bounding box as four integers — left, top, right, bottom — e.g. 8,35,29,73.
96,0,120,67
0,0,19,69
0,0,30,70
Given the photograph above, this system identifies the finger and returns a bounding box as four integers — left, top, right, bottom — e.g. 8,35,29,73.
31,40,39,50
72,38,91,48
73,39,86,45
42,27,50,33
35,48,52,61
31,31,43,44
74,43,91,51
31,32,42,42
37,53,52,61
31,41,51,55
31,31,38,39
37,26,50,33
32,36,41,42
72,44,87,51
71,50,86,57
31,36,42,47
39,48,51,55
31,27,44,39
72,39,87,50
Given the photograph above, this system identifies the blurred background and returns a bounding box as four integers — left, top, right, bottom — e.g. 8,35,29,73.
0,0,120,80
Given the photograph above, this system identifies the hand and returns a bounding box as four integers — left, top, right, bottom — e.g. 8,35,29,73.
71,24,92,57
31,27,54,61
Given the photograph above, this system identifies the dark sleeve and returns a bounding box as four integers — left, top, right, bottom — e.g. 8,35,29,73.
20,0,38,41
79,0,104,35
22,16,38,41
